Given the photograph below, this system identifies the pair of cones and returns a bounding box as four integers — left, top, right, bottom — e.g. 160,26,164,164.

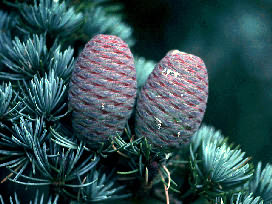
68,34,208,150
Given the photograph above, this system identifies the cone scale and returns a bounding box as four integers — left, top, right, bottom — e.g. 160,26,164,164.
68,34,137,147
135,50,208,149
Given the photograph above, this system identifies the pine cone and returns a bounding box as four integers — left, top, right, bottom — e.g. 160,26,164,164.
68,34,137,148
135,50,208,149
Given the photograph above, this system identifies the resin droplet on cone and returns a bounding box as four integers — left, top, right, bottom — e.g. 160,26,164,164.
68,34,137,147
135,50,208,149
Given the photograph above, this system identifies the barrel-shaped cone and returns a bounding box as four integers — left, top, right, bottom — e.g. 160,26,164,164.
135,50,208,149
68,34,137,148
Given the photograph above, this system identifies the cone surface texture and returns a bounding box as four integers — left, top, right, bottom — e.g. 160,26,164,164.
135,50,208,148
68,34,137,147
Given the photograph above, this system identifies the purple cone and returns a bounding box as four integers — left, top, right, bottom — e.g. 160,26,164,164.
135,50,208,149
68,34,137,147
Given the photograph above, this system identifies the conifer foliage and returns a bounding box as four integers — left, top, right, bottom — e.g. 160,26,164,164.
0,0,270,203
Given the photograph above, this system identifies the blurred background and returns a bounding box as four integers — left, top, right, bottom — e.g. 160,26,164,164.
120,0,272,164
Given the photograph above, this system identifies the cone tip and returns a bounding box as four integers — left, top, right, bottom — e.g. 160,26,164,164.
167,49,190,56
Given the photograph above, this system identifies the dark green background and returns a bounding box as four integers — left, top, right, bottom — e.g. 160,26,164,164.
121,0,272,164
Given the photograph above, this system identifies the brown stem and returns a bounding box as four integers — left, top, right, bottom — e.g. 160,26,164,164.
112,143,129,158
159,169,170,204
1,162,24,184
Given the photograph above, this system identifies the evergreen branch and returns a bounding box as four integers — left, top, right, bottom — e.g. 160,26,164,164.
233,193,264,204
106,135,143,155
191,125,225,153
0,32,75,81
32,190,59,204
0,157,26,168
248,162,272,203
0,193,19,204
18,0,83,36
77,169,132,202
6,167,49,182
7,179,52,186
12,141,100,188
0,34,48,80
0,159,26,183
0,191,59,204
48,46,75,82
0,82,22,122
190,126,253,198
104,131,156,180
49,126,78,150
135,57,156,89
0,1,263,202
7,141,100,198
70,0,125,14
20,71,68,121
117,169,139,175
14,117,47,147
202,142,252,190
83,7,135,46
0,117,46,179
97,1,125,14
63,179,98,188
0,10,15,66
216,192,263,204
0,150,24,156
0,117,49,183
0,10,13,34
